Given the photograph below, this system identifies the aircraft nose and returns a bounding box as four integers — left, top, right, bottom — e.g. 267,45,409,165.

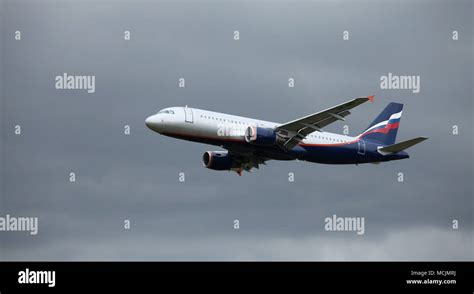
145,115,153,128
145,114,161,132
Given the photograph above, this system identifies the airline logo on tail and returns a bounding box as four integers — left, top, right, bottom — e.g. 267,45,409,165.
361,111,402,136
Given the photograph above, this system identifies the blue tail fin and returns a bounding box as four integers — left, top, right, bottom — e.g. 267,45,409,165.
358,102,403,145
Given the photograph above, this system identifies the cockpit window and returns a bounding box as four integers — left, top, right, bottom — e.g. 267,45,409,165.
158,110,175,114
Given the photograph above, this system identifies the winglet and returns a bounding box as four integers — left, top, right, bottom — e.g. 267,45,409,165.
367,95,375,102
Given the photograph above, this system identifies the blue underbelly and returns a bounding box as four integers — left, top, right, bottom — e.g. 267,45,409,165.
300,144,359,164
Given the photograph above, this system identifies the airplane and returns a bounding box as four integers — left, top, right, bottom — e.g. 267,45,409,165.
145,96,427,175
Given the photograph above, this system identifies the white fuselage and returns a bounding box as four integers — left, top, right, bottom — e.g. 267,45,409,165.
145,106,357,146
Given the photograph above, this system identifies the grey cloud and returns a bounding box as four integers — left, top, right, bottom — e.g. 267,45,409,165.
0,0,472,260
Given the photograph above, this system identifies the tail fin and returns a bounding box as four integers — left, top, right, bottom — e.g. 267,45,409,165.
359,102,403,145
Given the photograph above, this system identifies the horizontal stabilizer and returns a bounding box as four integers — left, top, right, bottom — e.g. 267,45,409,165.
378,137,428,153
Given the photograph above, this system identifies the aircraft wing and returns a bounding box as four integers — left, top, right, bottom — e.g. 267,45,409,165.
222,146,270,175
275,96,374,149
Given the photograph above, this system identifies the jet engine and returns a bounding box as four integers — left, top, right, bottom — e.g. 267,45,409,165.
244,126,277,146
202,151,236,171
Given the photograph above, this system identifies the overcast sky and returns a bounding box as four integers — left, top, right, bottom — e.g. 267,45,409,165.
0,0,472,260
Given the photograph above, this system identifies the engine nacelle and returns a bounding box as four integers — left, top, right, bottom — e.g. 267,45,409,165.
202,151,235,171
244,126,277,146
